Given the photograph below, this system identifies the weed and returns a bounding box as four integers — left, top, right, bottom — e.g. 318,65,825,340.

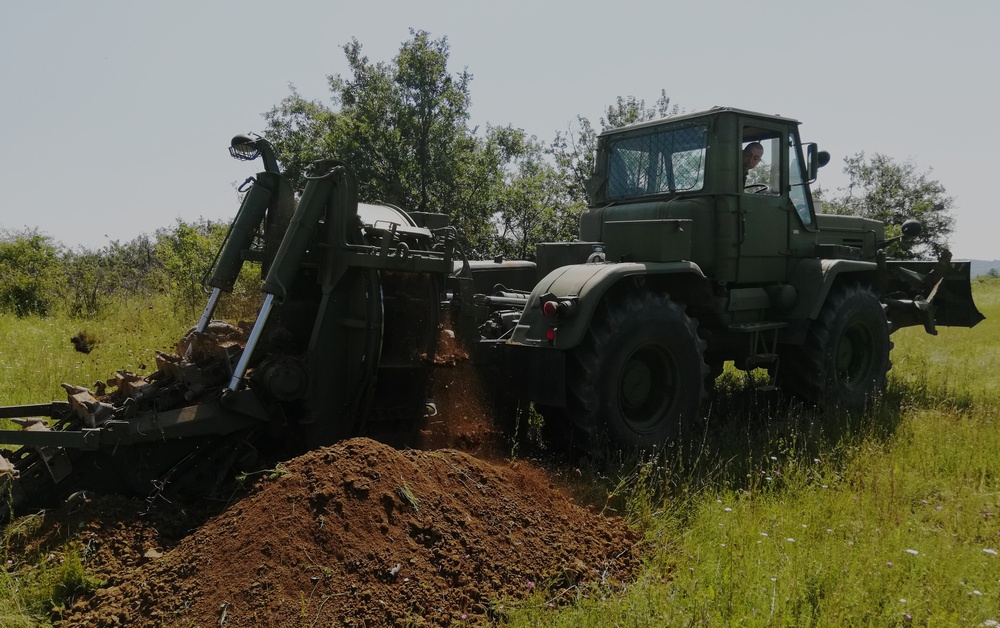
397,483,420,513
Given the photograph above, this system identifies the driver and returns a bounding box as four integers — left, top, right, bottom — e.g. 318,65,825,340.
742,142,764,183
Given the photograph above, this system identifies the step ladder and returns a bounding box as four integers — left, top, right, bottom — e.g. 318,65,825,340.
727,321,788,391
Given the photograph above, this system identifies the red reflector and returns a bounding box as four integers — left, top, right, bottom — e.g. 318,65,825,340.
542,301,559,317
545,327,556,342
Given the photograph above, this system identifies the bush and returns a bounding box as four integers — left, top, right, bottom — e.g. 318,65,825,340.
0,230,65,317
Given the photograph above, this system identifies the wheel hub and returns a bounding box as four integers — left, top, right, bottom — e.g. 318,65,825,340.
836,321,873,387
618,345,676,431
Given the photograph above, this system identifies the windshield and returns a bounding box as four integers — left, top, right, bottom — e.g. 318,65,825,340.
606,124,708,198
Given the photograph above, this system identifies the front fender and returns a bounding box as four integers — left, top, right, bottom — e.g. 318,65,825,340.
787,259,878,320
508,261,706,350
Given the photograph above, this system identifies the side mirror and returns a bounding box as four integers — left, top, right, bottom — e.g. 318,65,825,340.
806,144,831,182
901,219,922,238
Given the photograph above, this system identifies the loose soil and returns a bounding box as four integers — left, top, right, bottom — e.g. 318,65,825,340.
16,439,637,627
5,331,642,626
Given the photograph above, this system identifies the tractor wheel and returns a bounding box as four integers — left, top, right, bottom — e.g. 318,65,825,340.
565,289,707,451
779,283,891,411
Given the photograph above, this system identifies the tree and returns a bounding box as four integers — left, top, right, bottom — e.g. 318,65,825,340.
264,30,532,257
264,35,684,258
0,229,65,317
825,152,954,259
63,235,164,317
155,219,228,316
551,90,678,206
492,140,579,259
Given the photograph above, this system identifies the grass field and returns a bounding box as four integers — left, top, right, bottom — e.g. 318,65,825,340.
507,277,1000,626
0,279,997,625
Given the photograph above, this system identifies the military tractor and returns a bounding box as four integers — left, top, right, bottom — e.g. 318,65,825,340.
0,107,983,517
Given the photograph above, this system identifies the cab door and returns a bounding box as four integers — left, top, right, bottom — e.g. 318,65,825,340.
737,121,794,283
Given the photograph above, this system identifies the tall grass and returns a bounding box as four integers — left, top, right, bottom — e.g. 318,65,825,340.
507,278,1000,626
0,296,192,407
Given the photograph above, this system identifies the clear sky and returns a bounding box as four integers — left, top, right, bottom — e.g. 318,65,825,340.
2,0,997,260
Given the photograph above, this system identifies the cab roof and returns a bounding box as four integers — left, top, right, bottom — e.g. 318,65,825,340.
597,106,802,137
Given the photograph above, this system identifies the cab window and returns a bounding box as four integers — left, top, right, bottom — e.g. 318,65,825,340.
606,124,707,198
741,126,782,193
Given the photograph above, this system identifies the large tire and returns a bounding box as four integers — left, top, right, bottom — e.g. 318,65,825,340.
779,283,891,411
565,288,707,451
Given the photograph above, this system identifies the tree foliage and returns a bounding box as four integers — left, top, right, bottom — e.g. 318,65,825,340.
825,152,954,259
550,90,678,206
0,229,65,317
264,30,530,255
263,30,679,259
154,219,228,317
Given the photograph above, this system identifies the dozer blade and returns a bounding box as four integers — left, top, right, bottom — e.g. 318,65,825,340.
885,258,985,329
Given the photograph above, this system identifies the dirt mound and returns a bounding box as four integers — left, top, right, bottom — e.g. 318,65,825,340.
57,438,639,626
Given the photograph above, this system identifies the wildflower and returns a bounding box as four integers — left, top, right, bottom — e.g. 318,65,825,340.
786,538,795,543
905,549,919,555
760,532,769,537
526,580,534,590
887,562,893,567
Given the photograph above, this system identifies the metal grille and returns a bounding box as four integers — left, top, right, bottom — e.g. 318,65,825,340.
607,124,708,198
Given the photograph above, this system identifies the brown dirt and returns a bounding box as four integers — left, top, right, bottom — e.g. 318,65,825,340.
21,439,639,627
7,327,642,626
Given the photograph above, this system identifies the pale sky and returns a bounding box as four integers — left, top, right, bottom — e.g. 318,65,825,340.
2,0,997,260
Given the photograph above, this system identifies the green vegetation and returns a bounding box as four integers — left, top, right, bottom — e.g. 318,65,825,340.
504,277,1000,626
0,281,993,624
0,296,190,407
0,219,261,323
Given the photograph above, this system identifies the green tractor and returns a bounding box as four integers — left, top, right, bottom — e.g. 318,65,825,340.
0,108,983,517
467,107,984,449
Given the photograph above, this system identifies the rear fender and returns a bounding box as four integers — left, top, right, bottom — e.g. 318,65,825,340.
508,261,706,351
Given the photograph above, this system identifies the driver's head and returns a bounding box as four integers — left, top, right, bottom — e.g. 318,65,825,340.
743,142,764,171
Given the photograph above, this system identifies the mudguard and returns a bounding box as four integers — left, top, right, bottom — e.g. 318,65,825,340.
508,261,706,351
786,259,879,321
